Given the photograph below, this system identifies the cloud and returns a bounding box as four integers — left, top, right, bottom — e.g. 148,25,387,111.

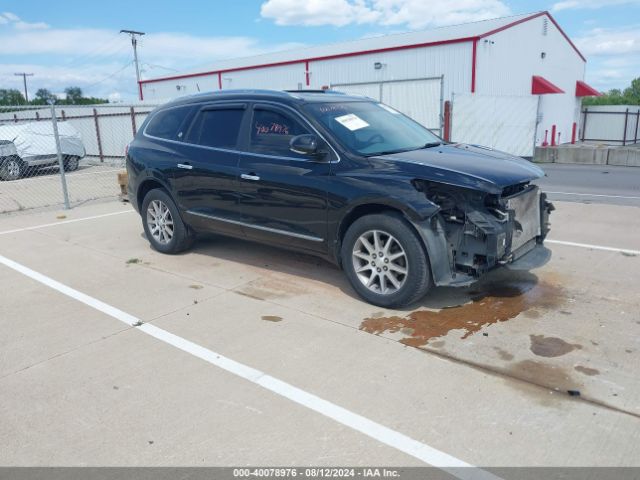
552,0,640,10
0,12,304,100
574,26,640,56
260,0,511,29
576,26,640,91
0,11,49,30
1,12,20,21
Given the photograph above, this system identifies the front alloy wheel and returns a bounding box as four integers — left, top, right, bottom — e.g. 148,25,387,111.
352,230,408,295
341,212,432,308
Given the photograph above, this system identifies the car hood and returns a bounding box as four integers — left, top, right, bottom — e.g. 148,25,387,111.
370,143,545,194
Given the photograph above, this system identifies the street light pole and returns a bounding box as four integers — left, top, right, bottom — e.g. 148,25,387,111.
14,72,34,103
120,30,145,100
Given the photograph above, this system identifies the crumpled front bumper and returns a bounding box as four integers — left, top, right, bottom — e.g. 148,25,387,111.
411,186,554,287
504,243,552,271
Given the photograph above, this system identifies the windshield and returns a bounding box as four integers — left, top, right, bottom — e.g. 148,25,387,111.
304,101,441,156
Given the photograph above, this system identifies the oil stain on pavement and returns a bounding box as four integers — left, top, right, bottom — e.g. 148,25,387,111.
529,334,582,358
359,276,566,347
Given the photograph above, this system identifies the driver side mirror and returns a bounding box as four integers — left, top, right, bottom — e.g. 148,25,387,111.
289,134,320,156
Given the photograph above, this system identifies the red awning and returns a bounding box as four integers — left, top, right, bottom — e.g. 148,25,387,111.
532,75,565,95
575,80,602,97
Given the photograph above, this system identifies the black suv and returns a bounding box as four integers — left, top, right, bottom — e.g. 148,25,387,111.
127,90,553,307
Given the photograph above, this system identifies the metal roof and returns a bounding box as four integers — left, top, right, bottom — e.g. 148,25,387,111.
142,11,584,86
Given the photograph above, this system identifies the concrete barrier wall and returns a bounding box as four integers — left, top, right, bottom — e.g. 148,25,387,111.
534,145,640,167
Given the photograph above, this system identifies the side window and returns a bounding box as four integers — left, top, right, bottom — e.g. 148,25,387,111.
250,108,311,158
186,108,245,149
145,106,192,140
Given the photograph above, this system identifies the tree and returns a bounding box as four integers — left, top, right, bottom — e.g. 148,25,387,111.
583,77,640,106
0,89,26,105
64,86,83,104
623,77,640,103
31,88,58,105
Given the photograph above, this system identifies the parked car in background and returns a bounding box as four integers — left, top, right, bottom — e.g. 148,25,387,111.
127,89,554,307
0,121,86,180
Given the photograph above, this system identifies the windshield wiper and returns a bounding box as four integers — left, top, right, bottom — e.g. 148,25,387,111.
364,142,443,157
363,147,415,157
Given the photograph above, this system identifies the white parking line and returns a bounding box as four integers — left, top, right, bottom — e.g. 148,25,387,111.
547,239,640,256
0,252,498,480
0,210,134,236
546,191,640,200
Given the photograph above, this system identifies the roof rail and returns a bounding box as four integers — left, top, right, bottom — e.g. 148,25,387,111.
284,89,344,94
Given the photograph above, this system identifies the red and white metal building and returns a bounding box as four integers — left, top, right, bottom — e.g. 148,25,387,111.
140,11,599,157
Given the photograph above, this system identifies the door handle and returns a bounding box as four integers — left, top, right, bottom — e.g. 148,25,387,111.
241,173,260,181
177,163,193,170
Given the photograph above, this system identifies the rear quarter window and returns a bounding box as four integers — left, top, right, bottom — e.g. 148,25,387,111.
145,106,193,140
185,108,245,149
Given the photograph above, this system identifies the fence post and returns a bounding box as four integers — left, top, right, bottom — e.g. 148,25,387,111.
571,122,577,144
622,108,629,146
581,108,588,141
130,106,137,136
93,108,104,162
51,103,70,210
635,110,639,144
443,100,451,142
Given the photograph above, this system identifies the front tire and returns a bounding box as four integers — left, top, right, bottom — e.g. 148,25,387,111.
141,188,194,254
0,157,24,181
341,213,432,308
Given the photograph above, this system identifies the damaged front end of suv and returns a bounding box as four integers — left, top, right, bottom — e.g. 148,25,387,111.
411,179,554,287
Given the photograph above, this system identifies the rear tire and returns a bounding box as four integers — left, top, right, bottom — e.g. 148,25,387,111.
341,213,431,308
141,188,194,254
0,156,24,181
63,155,79,171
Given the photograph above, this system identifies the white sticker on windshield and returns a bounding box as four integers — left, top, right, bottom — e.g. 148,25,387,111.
334,113,370,131
378,103,400,114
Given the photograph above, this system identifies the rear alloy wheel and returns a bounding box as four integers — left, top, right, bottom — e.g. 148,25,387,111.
342,213,431,308
0,157,24,181
141,188,194,254
63,156,79,171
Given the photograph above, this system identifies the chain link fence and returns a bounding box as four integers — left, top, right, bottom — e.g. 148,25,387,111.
0,103,157,214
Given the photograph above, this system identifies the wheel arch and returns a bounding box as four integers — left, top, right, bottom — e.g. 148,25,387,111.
136,177,171,212
335,201,433,267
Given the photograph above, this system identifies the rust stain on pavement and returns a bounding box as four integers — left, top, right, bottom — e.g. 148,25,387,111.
360,278,566,347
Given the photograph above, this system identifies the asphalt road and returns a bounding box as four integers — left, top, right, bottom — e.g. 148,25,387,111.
534,163,640,207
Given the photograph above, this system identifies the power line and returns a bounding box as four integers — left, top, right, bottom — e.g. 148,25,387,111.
62,32,124,67
83,61,133,89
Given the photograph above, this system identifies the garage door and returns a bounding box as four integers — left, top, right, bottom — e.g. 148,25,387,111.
332,77,443,135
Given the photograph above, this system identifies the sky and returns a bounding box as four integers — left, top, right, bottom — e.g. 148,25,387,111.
0,0,638,101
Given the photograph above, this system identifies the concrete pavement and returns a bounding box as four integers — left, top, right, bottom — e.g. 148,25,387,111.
0,199,639,468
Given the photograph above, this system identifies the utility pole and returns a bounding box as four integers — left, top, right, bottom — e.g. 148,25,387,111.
120,30,145,100
14,72,34,103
